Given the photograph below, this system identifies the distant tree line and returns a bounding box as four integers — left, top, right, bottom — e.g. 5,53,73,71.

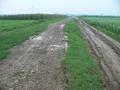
0,14,66,20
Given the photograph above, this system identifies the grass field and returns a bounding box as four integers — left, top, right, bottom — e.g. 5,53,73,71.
0,20,35,32
64,21,103,90
0,19,62,60
81,16,120,42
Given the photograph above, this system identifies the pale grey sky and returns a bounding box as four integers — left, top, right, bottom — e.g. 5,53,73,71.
0,0,120,15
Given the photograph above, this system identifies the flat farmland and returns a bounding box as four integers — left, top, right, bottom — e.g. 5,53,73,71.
0,16,120,90
0,19,58,60
81,16,120,42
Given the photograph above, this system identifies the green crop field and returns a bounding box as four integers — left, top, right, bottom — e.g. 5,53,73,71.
0,14,65,60
81,16,120,42
64,21,103,90
0,20,48,60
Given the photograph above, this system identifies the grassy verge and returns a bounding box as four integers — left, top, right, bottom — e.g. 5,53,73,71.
64,21,103,90
0,19,62,60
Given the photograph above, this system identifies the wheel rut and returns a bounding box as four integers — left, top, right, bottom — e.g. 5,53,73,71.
79,21,120,90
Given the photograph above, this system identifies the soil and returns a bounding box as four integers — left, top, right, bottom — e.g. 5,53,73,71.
79,21,120,90
0,21,68,90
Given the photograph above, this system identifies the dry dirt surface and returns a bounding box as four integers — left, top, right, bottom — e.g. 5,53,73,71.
79,21,120,90
0,21,68,90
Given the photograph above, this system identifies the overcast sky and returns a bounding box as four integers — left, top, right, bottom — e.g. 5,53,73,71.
0,0,120,15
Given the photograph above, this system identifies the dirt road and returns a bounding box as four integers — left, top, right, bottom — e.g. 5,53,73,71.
0,21,67,90
79,21,120,90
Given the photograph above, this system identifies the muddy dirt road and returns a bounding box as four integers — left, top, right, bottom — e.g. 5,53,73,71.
0,21,67,90
79,21,120,90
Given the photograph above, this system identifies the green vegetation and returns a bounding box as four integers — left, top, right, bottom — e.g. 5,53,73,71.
0,20,35,32
0,17,63,60
64,21,103,90
0,14,66,20
81,16,120,42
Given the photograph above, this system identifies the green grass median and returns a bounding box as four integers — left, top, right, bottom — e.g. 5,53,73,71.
64,21,103,90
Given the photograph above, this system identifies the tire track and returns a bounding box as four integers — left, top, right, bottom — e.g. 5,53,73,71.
79,21,120,90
